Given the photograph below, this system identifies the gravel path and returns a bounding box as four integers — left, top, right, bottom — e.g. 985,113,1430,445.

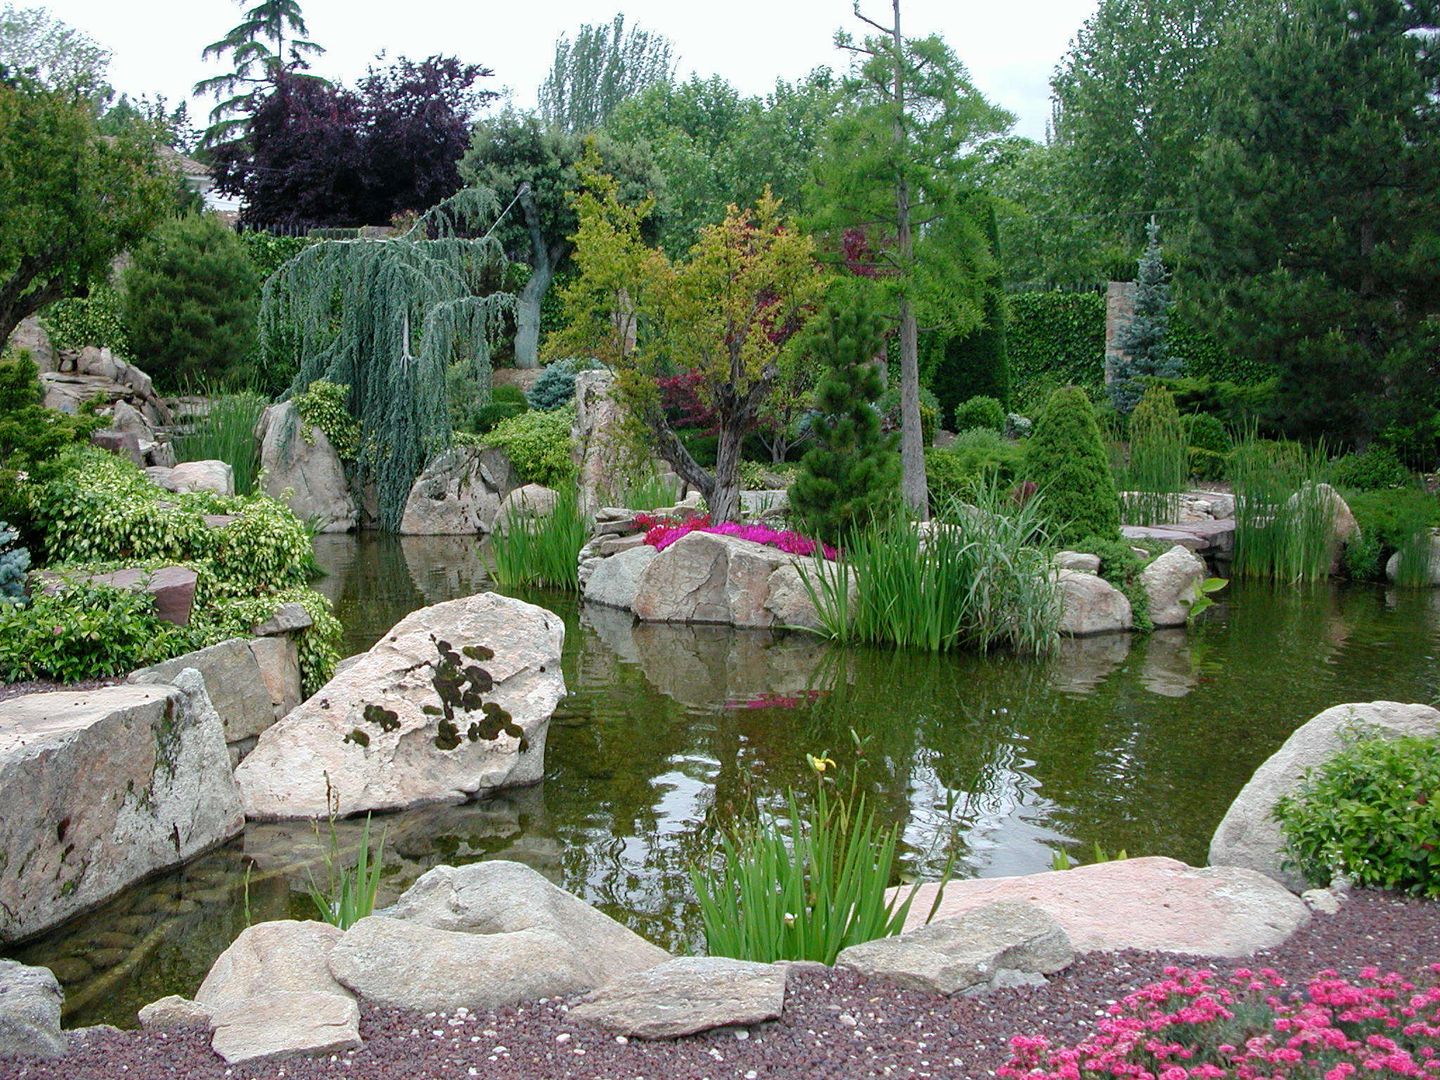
5,891,1437,1080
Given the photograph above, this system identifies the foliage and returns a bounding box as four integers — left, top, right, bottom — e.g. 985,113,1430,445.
877,383,941,448
1121,386,1187,526
235,230,312,279
0,76,172,346
39,284,130,357
1276,734,1440,898
526,357,602,412
800,483,1061,656
925,202,1010,418
213,58,496,227
1110,221,1181,414
539,13,675,134
488,486,587,591
0,579,194,683
292,379,360,461
1005,292,1106,412
551,162,826,522
477,406,576,488
1152,374,1278,429
789,300,900,543
0,353,101,534
1026,386,1121,545
1329,446,1410,493
0,518,27,602
953,395,1005,434
1230,432,1336,583
98,93,198,155
464,383,528,436
1071,533,1155,632
999,965,1440,1080
259,188,514,530
0,3,111,98
121,214,261,391
1343,488,1440,583
810,18,1015,517
1185,412,1230,456
194,0,325,146
691,750,937,965
174,392,267,496
306,811,386,930
1192,0,1440,447
924,441,1026,508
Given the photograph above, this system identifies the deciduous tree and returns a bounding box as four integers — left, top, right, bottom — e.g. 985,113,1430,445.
539,13,675,134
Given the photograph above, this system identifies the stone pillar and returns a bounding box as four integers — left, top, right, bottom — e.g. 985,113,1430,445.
1104,281,1137,387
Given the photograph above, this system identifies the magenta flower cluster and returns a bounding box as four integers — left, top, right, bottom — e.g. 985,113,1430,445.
634,513,838,561
999,964,1440,1080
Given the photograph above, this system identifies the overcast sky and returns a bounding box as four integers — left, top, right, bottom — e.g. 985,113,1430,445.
46,0,1098,142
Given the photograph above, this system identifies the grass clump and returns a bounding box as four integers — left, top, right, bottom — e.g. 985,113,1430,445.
306,811,387,930
1276,734,1440,897
488,486,588,591
1230,430,1335,583
174,391,267,495
1119,386,1187,526
1026,386,1121,546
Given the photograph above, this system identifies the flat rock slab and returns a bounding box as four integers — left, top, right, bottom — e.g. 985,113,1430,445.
38,565,197,626
897,857,1310,958
570,957,788,1039
837,902,1072,996
209,990,360,1065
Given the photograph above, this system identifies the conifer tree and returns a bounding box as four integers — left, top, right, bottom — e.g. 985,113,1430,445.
1110,218,1180,414
1026,385,1121,544
789,296,900,541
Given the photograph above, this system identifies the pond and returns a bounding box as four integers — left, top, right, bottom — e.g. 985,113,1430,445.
7,532,1440,1028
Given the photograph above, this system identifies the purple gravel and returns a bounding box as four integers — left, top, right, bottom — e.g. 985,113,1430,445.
4,891,1437,1080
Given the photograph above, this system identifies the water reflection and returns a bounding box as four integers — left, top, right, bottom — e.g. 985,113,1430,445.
9,534,1440,1028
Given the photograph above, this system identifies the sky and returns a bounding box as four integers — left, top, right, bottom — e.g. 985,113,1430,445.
45,0,1099,142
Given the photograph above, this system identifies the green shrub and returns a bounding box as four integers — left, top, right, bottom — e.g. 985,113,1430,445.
0,520,29,603
924,204,1009,421
877,384,941,446
1275,734,1440,897
1026,386,1121,545
1071,533,1155,631
473,384,530,434
293,379,361,461
1329,446,1410,491
527,357,602,412
1186,412,1231,456
174,392,266,496
1188,448,1230,483
236,230,313,279
1006,291,1106,412
0,355,103,535
925,442,1025,507
1149,375,1279,429
953,395,1006,434
477,406,576,487
1344,487,1440,581
41,285,131,357
122,214,261,391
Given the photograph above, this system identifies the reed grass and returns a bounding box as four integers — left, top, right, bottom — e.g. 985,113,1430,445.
798,479,1060,655
488,486,588,590
1118,388,1188,526
1231,428,1335,583
305,812,386,930
173,391,267,495
1392,519,1436,587
613,470,681,512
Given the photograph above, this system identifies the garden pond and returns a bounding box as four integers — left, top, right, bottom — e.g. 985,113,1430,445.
8,532,1440,1028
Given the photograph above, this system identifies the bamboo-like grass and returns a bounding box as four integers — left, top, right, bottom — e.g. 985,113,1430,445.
1231,429,1335,583
488,486,588,590
1118,388,1188,527
173,391,267,495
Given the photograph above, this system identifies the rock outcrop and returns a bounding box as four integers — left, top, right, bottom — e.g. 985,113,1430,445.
583,545,658,611
146,460,234,496
256,402,356,533
0,674,244,942
1209,701,1440,890
629,531,822,630
399,447,515,535
235,593,565,819
0,960,66,1058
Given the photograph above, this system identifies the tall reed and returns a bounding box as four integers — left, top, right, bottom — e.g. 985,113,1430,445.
798,479,1060,655
488,486,588,590
173,391,267,495
1231,428,1335,583
1119,387,1188,526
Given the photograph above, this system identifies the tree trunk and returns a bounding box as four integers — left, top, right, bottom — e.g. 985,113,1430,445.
513,259,553,370
710,417,744,523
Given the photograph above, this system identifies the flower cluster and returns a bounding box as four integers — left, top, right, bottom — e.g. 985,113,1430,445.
998,965,1440,1080
634,512,839,561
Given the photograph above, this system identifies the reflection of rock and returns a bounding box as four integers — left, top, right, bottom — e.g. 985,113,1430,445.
1139,630,1197,698
620,620,831,710
1048,633,1131,695
399,534,489,606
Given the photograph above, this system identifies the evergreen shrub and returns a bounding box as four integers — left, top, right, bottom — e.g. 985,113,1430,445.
1026,386,1121,545
953,395,1005,434
877,384,941,447
0,520,28,603
527,357,602,412
1186,412,1232,483
1330,446,1410,492
477,406,576,487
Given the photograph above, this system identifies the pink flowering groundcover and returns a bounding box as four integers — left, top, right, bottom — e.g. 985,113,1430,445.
634,512,838,561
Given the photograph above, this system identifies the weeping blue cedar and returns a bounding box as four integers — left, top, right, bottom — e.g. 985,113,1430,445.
257,187,517,531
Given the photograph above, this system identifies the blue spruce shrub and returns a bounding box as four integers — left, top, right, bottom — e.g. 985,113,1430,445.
527,358,603,412
0,520,27,603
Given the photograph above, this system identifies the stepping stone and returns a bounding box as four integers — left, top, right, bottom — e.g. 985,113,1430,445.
837,901,1073,996
898,857,1309,958
570,957,788,1039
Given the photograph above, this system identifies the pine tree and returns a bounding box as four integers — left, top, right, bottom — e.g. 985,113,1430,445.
789,297,900,541
1026,385,1121,544
1111,218,1181,414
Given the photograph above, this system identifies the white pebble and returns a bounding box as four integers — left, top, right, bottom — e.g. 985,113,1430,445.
839,1013,857,1027
615,1035,629,1045
734,1029,749,1040
556,1033,571,1043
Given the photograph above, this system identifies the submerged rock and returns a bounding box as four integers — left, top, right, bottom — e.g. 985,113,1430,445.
235,593,565,819
1210,700,1440,890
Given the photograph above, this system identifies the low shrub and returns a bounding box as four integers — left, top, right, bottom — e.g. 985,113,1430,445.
1275,734,1440,897
527,357,602,412
0,355,104,535
1185,412,1231,456
40,284,131,357
1343,488,1440,580
478,406,577,487
1026,386,1121,545
1187,447,1228,482
1071,534,1154,631
1146,374,1279,429
925,442,1026,508
173,392,267,496
293,379,361,462
1329,445,1410,491
488,487,588,591
953,395,1005,434
472,384,530,434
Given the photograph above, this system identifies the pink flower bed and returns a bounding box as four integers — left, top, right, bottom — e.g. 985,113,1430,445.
634,513,838,561
999,965,1440,1080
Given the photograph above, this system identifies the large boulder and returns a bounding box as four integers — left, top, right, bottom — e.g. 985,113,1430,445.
327,860,669,1012
256,401,356,533
837,902,1073,995
1209,701,1440,890
493,483,558,535
1140,544,1207,628
631,531,802,629
570,957,787,1039
6,316,55,372
1386,530,1440,586
1056,569,1133,636
399,447,514,535
0,673,243,943
763,562,826,631
131,638,279,744
167,460,235,496
0,960,66,1058
899,857,1310,958
235,592,565,819
583,544,658,611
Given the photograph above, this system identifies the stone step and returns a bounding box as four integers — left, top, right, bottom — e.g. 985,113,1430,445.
1123,518,1235,555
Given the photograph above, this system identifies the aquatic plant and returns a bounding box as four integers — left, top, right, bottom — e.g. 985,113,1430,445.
1230,430,1335,583
488,486,588,590
998,965,1440,1080
173,391,267,495
1120,386,1187,527
306,809,386,931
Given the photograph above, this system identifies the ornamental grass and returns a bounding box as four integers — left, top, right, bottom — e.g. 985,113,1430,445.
487,486,588,591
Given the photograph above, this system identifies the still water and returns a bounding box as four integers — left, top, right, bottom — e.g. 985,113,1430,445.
9,532,1440,1027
